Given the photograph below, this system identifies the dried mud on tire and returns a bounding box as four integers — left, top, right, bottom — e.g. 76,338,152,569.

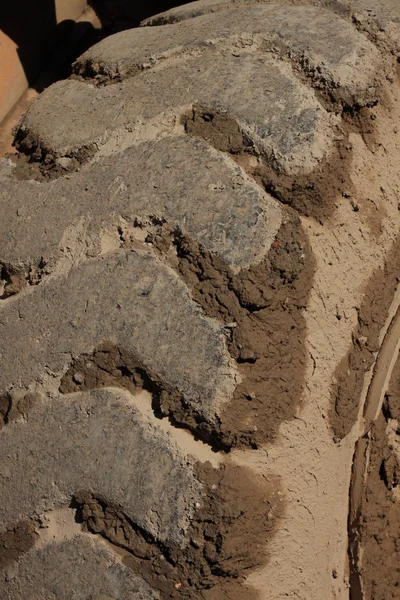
1,1,400,599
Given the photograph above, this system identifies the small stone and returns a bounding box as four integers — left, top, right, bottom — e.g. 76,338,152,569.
55,157,73,170
73,372,85,385
239,348,256,362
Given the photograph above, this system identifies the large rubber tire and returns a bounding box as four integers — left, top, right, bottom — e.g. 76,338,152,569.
0,1,399,599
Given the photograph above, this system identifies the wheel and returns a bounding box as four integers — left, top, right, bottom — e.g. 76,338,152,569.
0,1,399,598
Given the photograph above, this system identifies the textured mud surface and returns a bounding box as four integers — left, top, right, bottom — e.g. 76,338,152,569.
1,534,160,600
183,106,353,222
75,462,282,599
60,217,314,449
1,0,400,599
0,522,37,571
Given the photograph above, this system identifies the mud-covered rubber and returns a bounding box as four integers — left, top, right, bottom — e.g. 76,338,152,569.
0,1,399,599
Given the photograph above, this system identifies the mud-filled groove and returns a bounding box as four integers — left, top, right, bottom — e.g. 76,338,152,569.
72,461,283,600
331,237,400,441
0,451,284,599
182,101,385,225
60,214,314,450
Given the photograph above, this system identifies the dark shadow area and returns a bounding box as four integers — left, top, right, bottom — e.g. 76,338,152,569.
0,2,98,93
89,0,190,32
1,1,59,86
1,0,190,98
31,20,99,93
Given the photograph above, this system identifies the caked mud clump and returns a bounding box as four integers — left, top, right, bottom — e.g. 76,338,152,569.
61,215,314,449
60,343,185,421
0,388,284,599
11,127,97,181
74,461,283,599
154,215,314,448
0,392,37,430
0,522,37,570
330,237,400,439
0,260,46,299
184,105,353,223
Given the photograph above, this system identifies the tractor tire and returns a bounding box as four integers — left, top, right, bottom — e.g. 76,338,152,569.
0,1,399,599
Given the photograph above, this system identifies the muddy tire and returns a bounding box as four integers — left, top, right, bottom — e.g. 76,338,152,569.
0,1,399,599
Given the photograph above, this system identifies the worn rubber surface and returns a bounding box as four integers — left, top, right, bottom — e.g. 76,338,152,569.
1,1,400,599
